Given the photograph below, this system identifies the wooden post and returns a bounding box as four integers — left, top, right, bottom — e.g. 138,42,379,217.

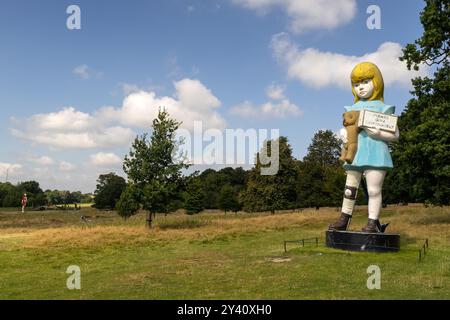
146,212,152,228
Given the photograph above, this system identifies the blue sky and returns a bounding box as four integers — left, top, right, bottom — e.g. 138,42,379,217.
0,0,428,192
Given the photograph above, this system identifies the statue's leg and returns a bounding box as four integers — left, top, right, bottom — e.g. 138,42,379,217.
365,170,386,220
362,170,387,233
342,170,362,215
329,170,362,230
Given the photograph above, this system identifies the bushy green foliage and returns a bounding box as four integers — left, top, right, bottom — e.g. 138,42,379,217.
17,181,46,208
296,130,344,208
218,185,242,213
44,190,90,206
123,109,191,223
93,173,126,209
0,183,21,207
240,136,298,213
116,185,140,219
386,0,450,205
184,176,205,215
198,167,246,209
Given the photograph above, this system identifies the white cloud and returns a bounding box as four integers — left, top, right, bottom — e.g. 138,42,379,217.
73,64,102,80
11,126,134,149
97,78,226,131
90,152,122,167
73,64,90,79
230,99,302,119
231,0,357,33
266,83,286,100
59,161,76,172
10,78,225,151
31,107,93,131
28,156,54,166
271,33,429,90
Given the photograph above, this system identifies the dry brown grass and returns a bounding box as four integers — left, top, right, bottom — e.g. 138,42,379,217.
1,205,448,250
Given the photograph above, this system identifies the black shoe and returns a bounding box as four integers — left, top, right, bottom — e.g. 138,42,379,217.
329,213,351,231
362,219,390,233
362,219,381,233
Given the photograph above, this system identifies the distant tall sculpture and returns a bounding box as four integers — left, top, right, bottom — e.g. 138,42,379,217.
329,62,400,233
21,193,27,213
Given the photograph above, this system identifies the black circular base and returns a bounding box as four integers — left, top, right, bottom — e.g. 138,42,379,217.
326,230,400,252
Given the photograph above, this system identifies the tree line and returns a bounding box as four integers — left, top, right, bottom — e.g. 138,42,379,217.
0,181,92,208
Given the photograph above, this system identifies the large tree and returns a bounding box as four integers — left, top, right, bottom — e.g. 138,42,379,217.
116,184,140,219
296,130,344,208
93,173,126,209
123,109,190,226
386,0,450,205
0,183,20,207
218,184,242,214
240,136,298,213
198,167,246,209
183,174,205,215
302,130,342,167
18,181,46,208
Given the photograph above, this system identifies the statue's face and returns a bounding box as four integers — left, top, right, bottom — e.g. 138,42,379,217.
354,79,374,99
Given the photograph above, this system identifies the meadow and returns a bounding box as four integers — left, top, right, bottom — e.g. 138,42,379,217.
0,205,449,299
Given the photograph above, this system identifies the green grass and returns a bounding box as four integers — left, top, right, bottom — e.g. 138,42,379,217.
0,205,449,299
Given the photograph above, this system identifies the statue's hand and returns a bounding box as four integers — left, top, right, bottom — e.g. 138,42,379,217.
365,127,400,142
364,127,381,139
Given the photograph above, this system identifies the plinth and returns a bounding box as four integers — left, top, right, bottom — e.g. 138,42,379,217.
326,230,400,252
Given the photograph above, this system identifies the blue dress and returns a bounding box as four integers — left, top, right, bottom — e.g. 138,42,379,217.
343,100,395,172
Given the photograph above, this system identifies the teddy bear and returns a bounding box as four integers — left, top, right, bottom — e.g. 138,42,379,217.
339,110,361,163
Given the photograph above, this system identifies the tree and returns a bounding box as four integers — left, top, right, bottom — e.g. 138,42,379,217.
18,181,46,208
0,183,20,207
45,190,64,205
123,109,191,226
198,167,246,209
296,160,328,208
400,0,449,70
218,185,242,213
64,191,79,205
303,130,342,167
183,175,205,215
199,169,221,208
388,0,450,205
93,173,126,209
296,130,344,208
323,166,347,207
116,185,140,219
240,136,298,213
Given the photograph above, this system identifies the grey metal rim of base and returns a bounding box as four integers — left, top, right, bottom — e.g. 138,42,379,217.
325,230,401,252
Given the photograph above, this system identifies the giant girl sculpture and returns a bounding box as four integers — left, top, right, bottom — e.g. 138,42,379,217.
329,62,400,234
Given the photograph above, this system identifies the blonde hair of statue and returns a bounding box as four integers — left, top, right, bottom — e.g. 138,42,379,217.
350,62,384,103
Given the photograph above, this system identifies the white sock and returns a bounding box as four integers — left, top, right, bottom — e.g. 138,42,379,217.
365,170,386,220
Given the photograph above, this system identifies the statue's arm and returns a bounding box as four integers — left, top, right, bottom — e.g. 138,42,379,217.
364,126,400,142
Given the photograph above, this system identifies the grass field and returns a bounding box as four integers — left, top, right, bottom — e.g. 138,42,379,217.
0,205,449,299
